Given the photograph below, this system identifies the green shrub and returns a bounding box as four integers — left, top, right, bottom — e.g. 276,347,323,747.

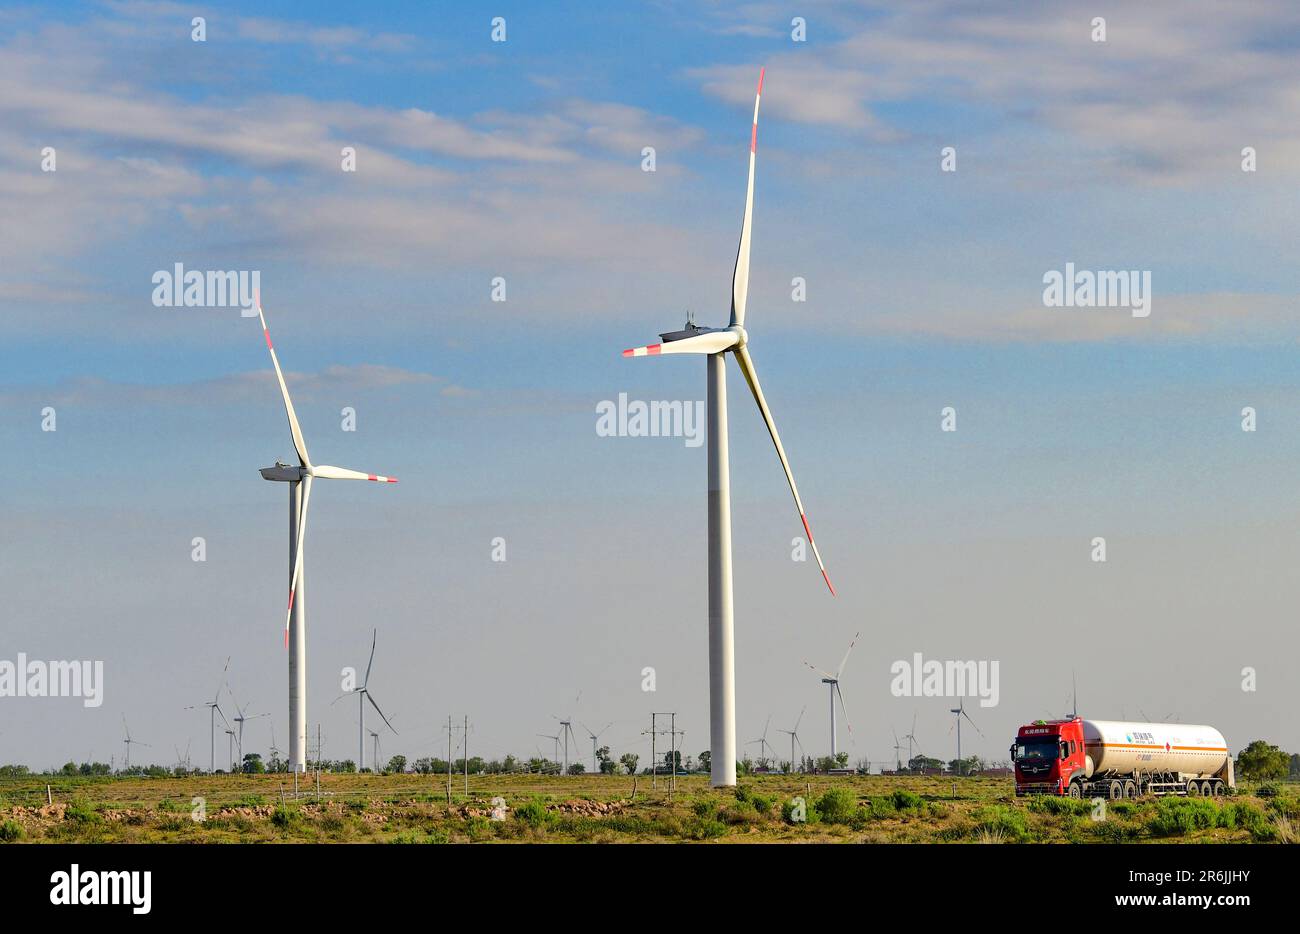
65,800,101,824
687,818,727,839
692,798,719,819
781,797,819,824
1092,820,1140,842
391,829,449,844
865,796,896,819
1027,795,1090,816
815,787,858,824
270,804,300,829
1149,797,1219,836
0,820,24,842
720,801,759,825
973,805,1029,842
890,789,924,812
515,797,552,829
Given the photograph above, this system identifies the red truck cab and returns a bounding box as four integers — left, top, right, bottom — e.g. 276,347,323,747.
1011,717,1085,796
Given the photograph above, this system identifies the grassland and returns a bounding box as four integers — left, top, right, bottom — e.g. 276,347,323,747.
1,772,1296,843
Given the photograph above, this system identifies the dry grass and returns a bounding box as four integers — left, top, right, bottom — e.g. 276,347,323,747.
0,772,1293,844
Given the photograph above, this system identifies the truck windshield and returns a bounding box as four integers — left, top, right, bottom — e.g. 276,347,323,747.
1015,738,1060,761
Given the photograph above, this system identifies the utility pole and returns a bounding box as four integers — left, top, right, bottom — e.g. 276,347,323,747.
463,715,469,795
315,724,321,796
446,715,453,804
670,718,681,796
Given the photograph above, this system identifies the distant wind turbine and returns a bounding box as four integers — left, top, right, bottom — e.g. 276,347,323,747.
776,707,806,773
332,629,397,772
121,715,149,771
804,631,859,763
949,698,984,773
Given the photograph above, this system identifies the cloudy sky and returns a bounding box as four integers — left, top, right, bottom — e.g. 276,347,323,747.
2,0,1299,771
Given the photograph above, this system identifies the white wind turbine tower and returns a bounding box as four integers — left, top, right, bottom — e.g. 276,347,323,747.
581,722,613,774
891,727,903,772
185,656,231,773
804,631,859,765
121,715,149,771
949,698,984,774
622,67,835,788
777,706,805,773
333,629,397,773
255,295,398,772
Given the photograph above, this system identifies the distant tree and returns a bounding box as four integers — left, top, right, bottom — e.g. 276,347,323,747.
502,754,519,774
242,753,265,774
834,752,849,768
619,753,639,776
0,765,30,777
386,755,407,774
1290,754,1300,780
1236,740,1290,781
567,762,586,775
697,751,711,773
337,759,357,773
60,762,77,776
597,746,617,775
737,758,752,776
908,755,943,773
663,750,682,774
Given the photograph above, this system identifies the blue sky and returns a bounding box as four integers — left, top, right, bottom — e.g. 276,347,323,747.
2,1,1299,770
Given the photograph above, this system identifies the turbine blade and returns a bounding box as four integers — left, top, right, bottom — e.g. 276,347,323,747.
366,693,397,734
255,294,311,468
283,474,313,647
311,464,397,483
364,629,377,688
623,329,740,358
794,705,805,732
803,660,834,679
836,631,860,677
730,66,764,328
734,345,834,595
962,708,984,737
835,682,853,734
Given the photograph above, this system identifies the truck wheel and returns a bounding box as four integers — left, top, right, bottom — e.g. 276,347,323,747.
1123,780,1136,799
1108,780,1122,800
1211,781,1224,797
1187,780,1201,797
1067,781,1082,799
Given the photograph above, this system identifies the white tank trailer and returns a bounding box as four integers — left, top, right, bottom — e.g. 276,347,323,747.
1011,717,1234,798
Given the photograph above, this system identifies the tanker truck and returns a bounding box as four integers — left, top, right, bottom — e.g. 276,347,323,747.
1010,717,1233,798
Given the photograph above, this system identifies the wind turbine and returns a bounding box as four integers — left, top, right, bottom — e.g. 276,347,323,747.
804,631,859,765
231,696,268,771
332,629,397,773
369,730,383,773
225,728,237,772
903,712,922,771
776,707,805,773
746,715,778,770
949,698,984,774
121,715,149,771
185,656,231,773
891,727,904,772
622,68,835,788
580,721,613,774
537,733,561,772
255,295,398,773
552,717,579,775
